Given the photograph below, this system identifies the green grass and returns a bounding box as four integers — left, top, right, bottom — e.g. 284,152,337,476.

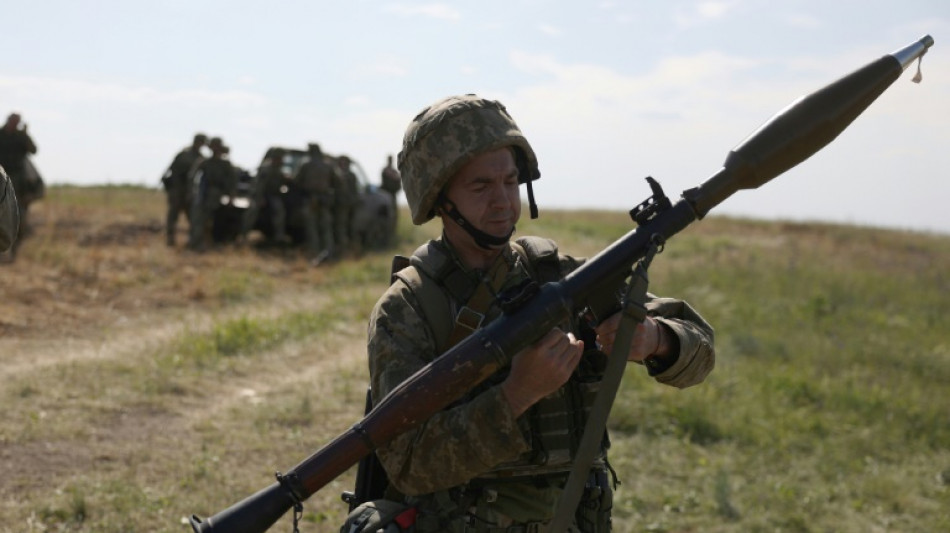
602,218,950,532
4,187,950,532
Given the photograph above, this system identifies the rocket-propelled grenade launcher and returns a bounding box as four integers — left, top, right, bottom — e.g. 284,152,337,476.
683,34,934,218
189,35,934,533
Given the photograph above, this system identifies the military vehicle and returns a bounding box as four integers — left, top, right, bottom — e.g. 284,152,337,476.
213,147,397,250
209,167,253,244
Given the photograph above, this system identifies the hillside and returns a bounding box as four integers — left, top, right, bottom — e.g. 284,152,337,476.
1,186,948,532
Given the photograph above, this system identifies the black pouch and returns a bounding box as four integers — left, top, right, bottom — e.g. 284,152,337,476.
573,469,613,533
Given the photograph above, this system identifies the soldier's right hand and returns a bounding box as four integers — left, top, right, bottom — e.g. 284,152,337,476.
501,328,583,418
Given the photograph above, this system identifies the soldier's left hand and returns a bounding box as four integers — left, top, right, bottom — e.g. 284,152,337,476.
594,314,669,362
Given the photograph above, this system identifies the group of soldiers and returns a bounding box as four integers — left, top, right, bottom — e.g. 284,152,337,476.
0,112,43,262
162,133,221,251
163,134,401,262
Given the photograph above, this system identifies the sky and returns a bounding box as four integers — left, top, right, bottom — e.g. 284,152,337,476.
3,0,948,234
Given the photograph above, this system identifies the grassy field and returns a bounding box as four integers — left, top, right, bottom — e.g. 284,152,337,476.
1,186,948,532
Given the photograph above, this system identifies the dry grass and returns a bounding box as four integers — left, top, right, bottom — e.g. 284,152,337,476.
1,186,390,532
2,186,949,532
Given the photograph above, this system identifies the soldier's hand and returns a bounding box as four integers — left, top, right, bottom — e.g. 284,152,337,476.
501,328,583,418
595,314,670,362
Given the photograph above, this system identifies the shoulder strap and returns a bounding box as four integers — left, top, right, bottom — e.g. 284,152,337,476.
390,241,459,355
442,256,509,351
407,241,474,305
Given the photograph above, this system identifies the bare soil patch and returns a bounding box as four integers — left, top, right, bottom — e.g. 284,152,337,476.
0,188,373,530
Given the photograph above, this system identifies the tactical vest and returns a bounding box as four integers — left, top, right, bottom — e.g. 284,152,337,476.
391,237,608,480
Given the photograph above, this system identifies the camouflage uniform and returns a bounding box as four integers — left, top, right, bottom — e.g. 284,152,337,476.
188,139,234,251
380,155,402,197
0,165,18,253
381,154,402,222
0,115,38,198
368,237,715,532
333,157,360,252
361,95,716,532
163,134,206,246
0,114,39,256
295,144,336,257
239,152,269,241
258,155,290,243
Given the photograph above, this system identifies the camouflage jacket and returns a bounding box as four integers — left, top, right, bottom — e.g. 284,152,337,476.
0,128,37,174
381,166,401,195
335,169,360,207
195,157,234,204
367,235,715,522
167,146,204,187
0,167,18,252
295,158,335,196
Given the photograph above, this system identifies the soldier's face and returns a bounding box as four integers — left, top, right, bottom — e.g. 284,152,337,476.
442,147,521,239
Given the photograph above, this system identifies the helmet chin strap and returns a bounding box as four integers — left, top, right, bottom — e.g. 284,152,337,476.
440,197,514,250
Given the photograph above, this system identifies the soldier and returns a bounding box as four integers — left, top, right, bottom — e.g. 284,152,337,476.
256,148,291,245
162,133,207,246
380,153,402,221
333,155,360,254
0,165,19,254
187,137,234,251
356,95,716,532
294,143,336,262
0,113,39,258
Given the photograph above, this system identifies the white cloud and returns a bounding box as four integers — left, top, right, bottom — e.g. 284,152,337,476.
383,3,461,21
507,49,761,116
345,95,371,107
538,23,561,36
0,75,267,108
697,0,738,19
342,57,411,82
785,13,823,30
346,60,411,81
674,0,739,28
372,63,410,77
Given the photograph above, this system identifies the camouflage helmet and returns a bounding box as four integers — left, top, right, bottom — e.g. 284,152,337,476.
399,94,540,225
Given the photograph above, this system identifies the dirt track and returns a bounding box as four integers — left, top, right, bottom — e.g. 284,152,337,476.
0,192,373,530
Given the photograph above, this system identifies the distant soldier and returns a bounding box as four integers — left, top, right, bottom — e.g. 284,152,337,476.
256,148,291,245
380,153,401,196
381,153,402,223
188,137,235,251
0,113,39,257
0,165,19,254
333,155,360,253
162,133,207,246
294,143,335,261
